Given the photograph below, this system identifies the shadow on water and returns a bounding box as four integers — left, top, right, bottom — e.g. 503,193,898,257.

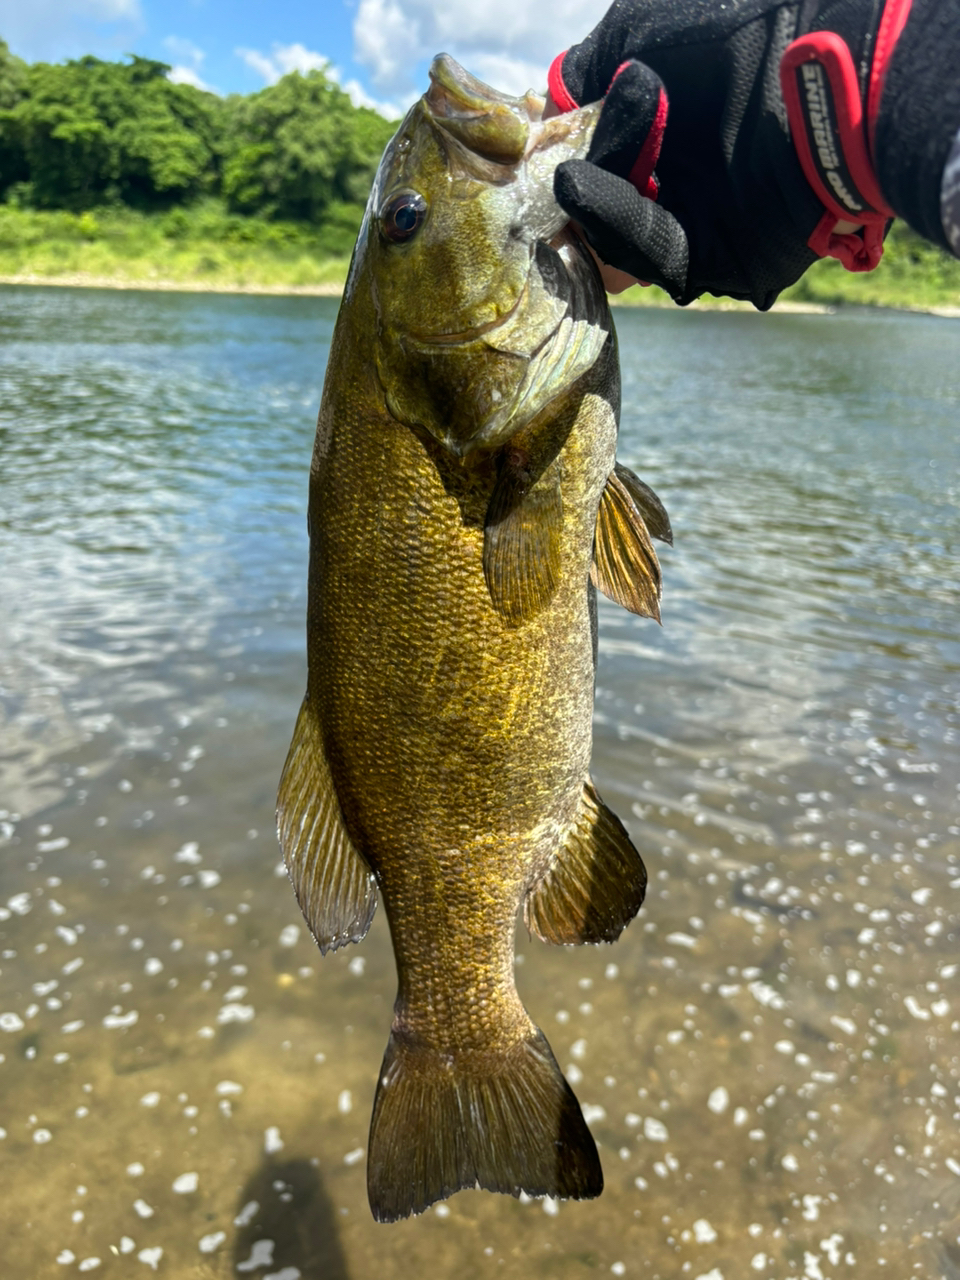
232,1157,350,1280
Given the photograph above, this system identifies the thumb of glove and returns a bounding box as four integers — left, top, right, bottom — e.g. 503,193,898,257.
555,159,690,301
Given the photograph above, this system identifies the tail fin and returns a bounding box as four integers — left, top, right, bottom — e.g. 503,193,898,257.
367,1025,602,1222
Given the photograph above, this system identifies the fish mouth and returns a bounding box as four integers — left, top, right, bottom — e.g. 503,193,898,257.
423,54,538,164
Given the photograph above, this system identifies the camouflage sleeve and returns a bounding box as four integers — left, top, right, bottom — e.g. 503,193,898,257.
942,129,960,258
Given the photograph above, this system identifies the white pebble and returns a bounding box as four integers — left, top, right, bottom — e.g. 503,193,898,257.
216,1080,243,1096
233,1200,259,1227
707,1087,729,1115
217,1003,255,1025
337,1090,352,1115
198,1232,226,1254
78,1260,101,1272
172,1172,198,1194
56,1250,75,1265
33,1129,52,1144
643,1117,668,1142
0,1012,25,1033
344,1148,364,1166
140,1092,160,1108
133,1200,154,1219
236,1239,274,1271
127,1163,145,1177
264,1126,284,1154
693,1219,717,1243
137,1247,163,1270
278,925,300,948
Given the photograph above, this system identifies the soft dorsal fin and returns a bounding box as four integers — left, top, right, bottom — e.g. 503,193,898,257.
591,467,663,621
483,451,563,627
614,463,672,545
276,698,377,953
524,780,647,945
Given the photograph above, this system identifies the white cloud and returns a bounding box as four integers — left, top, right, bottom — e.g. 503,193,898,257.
163,35,218,94
167,64,217,93
236,42,330,84
351,0,603,97
236,42,404,119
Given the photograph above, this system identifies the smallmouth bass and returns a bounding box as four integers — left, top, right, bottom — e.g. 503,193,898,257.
277,54,671,1223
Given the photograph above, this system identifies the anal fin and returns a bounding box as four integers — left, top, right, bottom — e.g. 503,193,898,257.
614,462,672,545
591,465,664,621
524,780,646,945
483,451,563,627
276,697,377,953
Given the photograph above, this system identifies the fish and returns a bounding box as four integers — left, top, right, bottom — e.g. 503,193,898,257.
276,53,671,1224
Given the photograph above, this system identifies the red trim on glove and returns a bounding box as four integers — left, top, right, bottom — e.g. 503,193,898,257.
548,52,665,213
547,53,580,113
781,31,896,271
867,0,912,159
616,74,667,202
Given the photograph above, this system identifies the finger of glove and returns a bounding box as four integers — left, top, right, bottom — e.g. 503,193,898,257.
555,159,690,299
587,60,667,183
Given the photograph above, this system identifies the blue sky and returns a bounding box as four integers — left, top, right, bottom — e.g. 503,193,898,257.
0,0,605,118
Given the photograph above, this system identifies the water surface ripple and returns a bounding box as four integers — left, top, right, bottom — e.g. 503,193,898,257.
1,286,958,1279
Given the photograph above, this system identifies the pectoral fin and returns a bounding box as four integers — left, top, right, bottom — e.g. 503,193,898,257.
591,467,663,621
524,780,646,945
276,697,377,953
483,453,563,627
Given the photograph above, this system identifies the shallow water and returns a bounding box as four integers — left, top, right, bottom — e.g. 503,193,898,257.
1,285,958,1280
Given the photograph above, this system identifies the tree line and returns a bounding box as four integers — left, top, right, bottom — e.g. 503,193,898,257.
0,38,397,223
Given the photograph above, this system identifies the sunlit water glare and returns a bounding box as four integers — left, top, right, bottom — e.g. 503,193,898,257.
1,286,958,1279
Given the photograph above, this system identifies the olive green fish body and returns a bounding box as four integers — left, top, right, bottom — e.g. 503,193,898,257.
278,55,667,1223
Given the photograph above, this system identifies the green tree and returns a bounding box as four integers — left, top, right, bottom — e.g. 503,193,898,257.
0,38,29,196
1,54,224,209
222,68,394,221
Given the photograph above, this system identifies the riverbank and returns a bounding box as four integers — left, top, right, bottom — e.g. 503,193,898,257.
1,205,958,313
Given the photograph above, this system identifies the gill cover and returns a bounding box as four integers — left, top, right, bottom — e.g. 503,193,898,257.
370,55,608,456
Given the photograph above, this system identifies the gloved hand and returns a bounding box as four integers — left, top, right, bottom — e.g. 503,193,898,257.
551,0,905,310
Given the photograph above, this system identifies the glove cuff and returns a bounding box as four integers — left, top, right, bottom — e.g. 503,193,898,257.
780,0,910,271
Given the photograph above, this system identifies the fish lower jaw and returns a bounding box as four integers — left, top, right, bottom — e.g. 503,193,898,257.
407,278,529,348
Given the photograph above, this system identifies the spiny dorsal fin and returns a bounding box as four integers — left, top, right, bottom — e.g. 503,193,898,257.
276,697,377,954
524,780,646,945
367,1026,602,1221
483,452,563,627
590,467,662,621
615,462,672,545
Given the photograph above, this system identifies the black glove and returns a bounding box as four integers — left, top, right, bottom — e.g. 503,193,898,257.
551,0,915,310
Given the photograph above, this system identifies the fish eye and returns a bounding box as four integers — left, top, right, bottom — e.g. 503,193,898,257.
379,191,428,244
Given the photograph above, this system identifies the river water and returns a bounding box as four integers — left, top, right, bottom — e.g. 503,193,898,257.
0,285,958,1280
